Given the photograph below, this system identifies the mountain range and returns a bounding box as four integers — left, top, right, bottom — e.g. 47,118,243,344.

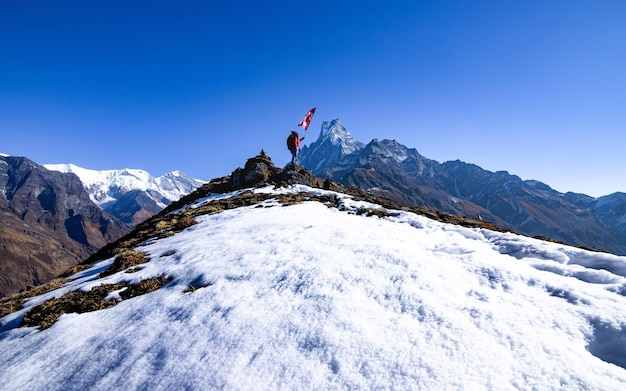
44,164,206,225
1,152,626,390
300,119,626,255
0,156,204,297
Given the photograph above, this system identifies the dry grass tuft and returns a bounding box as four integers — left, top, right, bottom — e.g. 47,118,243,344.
355,207,391,218
21,274,172,330
183,282,212,293
0,278,70,318
175,215,196,230
58,264,93,278
100,250,149,277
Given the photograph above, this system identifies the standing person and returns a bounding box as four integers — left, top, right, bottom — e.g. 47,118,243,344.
286,130,305,167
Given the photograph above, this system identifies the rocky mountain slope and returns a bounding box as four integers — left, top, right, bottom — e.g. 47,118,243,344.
300,119,626,255
0,156,131,297
0,157,204,298
2,152,626,390
44,164,205,225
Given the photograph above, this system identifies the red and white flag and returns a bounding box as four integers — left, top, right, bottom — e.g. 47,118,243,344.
298,107,316,130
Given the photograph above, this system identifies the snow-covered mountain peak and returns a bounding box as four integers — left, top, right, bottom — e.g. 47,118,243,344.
365,138,413,163
318,118,364,155
299,119,365,173
320,118,344,137
45,164,150,192
45,164,204,206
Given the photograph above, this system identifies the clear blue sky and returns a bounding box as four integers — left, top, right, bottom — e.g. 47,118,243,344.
1,1,624,197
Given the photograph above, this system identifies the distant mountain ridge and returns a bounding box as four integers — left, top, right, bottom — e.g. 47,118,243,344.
0,156,205,297
300,119,626,255
44,164,206,225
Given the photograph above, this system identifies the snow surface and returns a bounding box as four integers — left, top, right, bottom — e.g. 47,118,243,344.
2,185,626,390
44,163,205,208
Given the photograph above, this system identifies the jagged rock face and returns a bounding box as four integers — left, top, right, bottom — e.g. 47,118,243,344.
299,121,626,255
300,119,365,176
0,156,131,297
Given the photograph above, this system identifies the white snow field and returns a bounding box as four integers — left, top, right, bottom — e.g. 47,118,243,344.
2,185,626,390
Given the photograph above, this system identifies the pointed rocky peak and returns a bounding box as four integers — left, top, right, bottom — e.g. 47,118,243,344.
318,119,365,155
299,119,365,174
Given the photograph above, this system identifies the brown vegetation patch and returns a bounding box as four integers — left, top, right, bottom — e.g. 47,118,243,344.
0,278,69,319
183,282,211,293
58,264,93,278
175,215,196,230
183,276,215,293
355,207,391,218
160,250,176,257
121,275,172,298
21,274,172,330
100,250,149,277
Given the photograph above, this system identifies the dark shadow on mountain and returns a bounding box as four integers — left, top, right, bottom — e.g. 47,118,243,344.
65,211,88,245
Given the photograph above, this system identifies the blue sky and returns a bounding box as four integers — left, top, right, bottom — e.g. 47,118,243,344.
1,1,624,197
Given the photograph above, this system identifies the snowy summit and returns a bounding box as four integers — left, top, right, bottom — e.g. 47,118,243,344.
2,153,626,390
320,118,364,155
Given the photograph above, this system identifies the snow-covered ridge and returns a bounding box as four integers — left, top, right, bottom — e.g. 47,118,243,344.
368,138,411,163
2,184,626,389
44,163,206,209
